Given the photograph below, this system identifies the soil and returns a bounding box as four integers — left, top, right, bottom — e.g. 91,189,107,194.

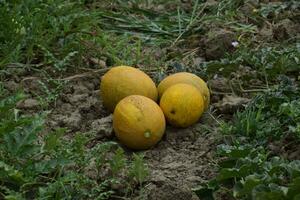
202,29,237,61
3,69,224,200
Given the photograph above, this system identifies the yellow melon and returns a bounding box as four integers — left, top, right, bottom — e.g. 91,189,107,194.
159,83,204,128
113,95,166,150
100,66,158,112
158,72,210,109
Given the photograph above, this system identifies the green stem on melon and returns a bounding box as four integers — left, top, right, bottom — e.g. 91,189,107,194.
144,131,151,138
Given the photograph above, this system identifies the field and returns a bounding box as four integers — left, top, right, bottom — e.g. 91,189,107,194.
1,0,300,199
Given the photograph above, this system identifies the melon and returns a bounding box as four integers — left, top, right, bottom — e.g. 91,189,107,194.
159,83,204,128
158,72,210,110
113,95,166,150
100,66,158,112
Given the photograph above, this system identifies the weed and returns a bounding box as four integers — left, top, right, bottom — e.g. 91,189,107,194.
125,153,149,199
194,77,300,199
37,78,67,109
0,0,99,68
109,148,126,177
194,144,300,200
0,90,149,199
202,43,300,81
224,77,300,141
258,1,300,19
129,153,149,186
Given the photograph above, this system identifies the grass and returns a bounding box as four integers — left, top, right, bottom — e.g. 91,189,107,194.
1,0,300,199
0,0,165,72
0,89,149,199
0,1,94,68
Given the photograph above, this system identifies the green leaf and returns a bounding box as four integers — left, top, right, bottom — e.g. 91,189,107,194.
192,179,219,200
217,168,239,181
287,161,300,179
218,144,252,158
0,161,26,186
44,128,65,152
217,163,257,182
233,174,263,198
109,148,126,176
3,116,43,158
205,60,239,77
192,187,215,200
129,153,149,185
253,184,287,200
33,158,70,174
287,177,300,199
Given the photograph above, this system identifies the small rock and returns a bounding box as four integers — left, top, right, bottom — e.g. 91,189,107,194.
17,98,40,109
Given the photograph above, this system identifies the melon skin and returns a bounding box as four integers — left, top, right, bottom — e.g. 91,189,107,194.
159,83,204,128
158,72,210,110
100,66,158,112
113,95,166,150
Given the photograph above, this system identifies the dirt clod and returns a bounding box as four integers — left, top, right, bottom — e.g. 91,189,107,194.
91,114,113,138
214,95,251,114
203,29,237,60
208,77,231,93
273,19,300,41
145,183,199,200
4,81,19,92
17,98,40,110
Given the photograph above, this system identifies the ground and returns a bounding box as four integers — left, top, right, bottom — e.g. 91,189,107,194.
6,67,220,199
1,0,300,200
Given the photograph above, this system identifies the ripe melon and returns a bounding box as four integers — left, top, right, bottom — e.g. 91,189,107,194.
159,83,204,128
113,95,166,150
100,66,158,112
157,72,210,110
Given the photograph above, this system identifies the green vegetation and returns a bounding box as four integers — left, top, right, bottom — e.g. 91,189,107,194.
225,77,300,140
193,78,300,199
194,145,300,200
203,44,300,78
1,0,300,199
0,88,149,199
